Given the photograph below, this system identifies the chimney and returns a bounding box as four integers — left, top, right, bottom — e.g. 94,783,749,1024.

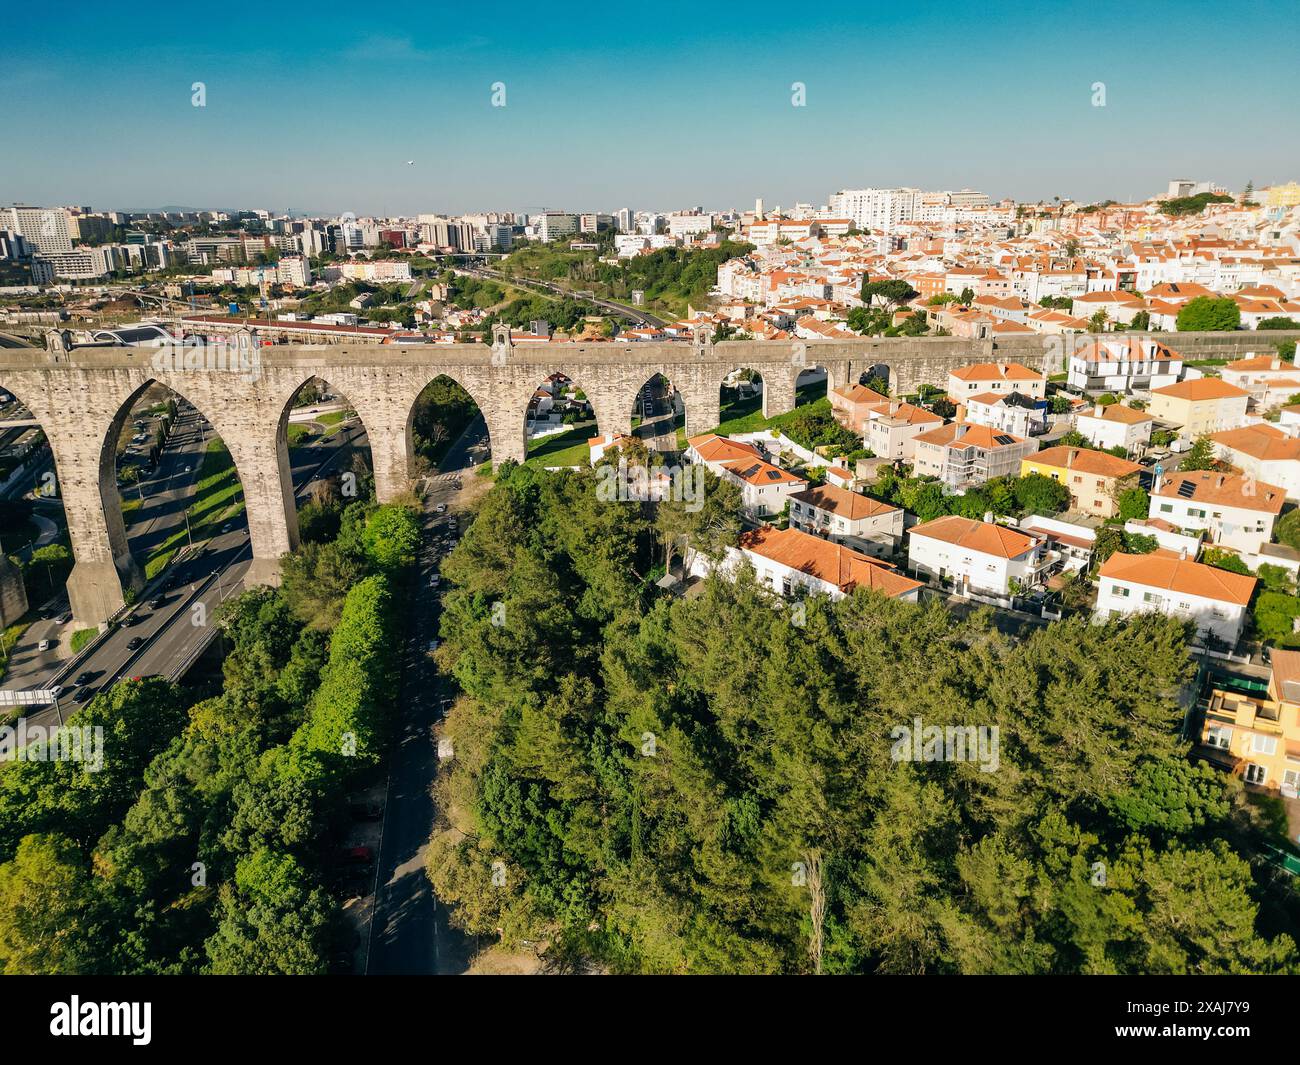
1094,403,1104,417
1179,546,1188,561
984,511,995,524
1217,474,1226,488
1272,357,1281,371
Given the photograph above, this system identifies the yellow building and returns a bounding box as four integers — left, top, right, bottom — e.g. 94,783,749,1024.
1020,445,1143,518
1265,182,1300,209
1148,378,1249,437
1198,650,1300,798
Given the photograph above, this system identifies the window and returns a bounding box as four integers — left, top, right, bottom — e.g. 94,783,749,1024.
1143,592,1161,604
1159,503,1173,513
1251,734,1278,756
1112,585,1130,598
1206,726,1232,750
1245,763,1268,785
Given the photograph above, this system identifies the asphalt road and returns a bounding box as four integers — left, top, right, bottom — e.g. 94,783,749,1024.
3,420,369,724
632,376,681,450
366,417,486,975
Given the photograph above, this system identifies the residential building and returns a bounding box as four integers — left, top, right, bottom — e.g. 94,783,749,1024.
1219,355,1300,406
689,525,922,602
719,456,807,518
907,515,1052,597
829,383,888,432
1065,337,1183,393
1149,470,1285,555
862,400,945,460
1020,446,1143,518
1196,649,1300,796
912,423,1038,489
788,483,903,557
1073,403,1155,455
946,362,1046,400
1148,378,1250,437
1209,423,1300,499
959,391,1047,438
4,205,73,256
1095,552,1256,646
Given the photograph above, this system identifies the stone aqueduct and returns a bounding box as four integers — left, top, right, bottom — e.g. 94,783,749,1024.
0,328,1293,628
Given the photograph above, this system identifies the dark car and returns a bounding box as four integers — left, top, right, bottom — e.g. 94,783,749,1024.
73,687,96,703
122,613,142,626
149,596,166,609
348,802,382,822
126,636,145,650
74,671,94,685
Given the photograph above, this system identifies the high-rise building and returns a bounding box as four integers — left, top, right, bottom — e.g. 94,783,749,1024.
827,189,921,232
535,211,578,242
5,205,73,255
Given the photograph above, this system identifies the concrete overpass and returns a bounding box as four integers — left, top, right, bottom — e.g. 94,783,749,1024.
1,326,1295,628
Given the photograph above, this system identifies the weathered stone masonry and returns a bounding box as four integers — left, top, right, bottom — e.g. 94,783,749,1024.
1,329,1295,628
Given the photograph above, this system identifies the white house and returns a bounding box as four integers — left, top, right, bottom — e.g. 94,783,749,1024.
688,525,922,602
1073,402,1155,455
1095,552,1257,646
1066,337,1183,394
1210,424,1300,499
863,401,944,461
1148,470,1286,555
788,483,903,557
907,514,1050,597
960,391,1047,438
946,362,1046,400
1218,355,1300,408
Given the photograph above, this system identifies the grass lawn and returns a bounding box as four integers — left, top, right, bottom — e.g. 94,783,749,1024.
317,409,351,426
143,438,245,576
706,382,831,437
287,423,312,446
69,627,97,654
0,621,31,683
524,424,595,468
121,496,143,525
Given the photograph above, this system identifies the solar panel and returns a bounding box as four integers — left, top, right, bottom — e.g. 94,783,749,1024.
1177,480,1197,498
993,434,1016,446
765,469,783,480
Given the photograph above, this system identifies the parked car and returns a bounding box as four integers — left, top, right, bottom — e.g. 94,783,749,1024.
37,639,51,652
348,802,382,822
435,503,447,514
429,573,440,587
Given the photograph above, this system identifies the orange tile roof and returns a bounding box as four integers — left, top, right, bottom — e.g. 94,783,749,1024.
687,433,762,464
721,457,806,486
832,383,888,404
1150,378,1250,402
1079,403,1154,425
1098,552,1256,606
1153,470,1285,514
948,361,1043,382
790,482,899,520
1210,423,1300,462
738,525,922,599
1028,446,1143,479
908,514,1040,559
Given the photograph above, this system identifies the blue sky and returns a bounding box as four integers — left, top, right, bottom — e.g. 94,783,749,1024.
2,0,1297,215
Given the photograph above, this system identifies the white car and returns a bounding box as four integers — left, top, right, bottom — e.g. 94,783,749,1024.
37,638,51,652
429,573,441,587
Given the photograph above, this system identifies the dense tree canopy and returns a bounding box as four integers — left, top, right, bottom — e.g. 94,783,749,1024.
425,465,1298,973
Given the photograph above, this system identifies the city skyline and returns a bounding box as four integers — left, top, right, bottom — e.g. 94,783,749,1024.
3,0,1298,213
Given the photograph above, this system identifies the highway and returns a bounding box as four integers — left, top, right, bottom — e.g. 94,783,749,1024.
632,375,682,451
2,417,369,726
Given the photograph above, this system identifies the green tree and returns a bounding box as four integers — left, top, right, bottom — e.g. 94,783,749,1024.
1176,297,1241,332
